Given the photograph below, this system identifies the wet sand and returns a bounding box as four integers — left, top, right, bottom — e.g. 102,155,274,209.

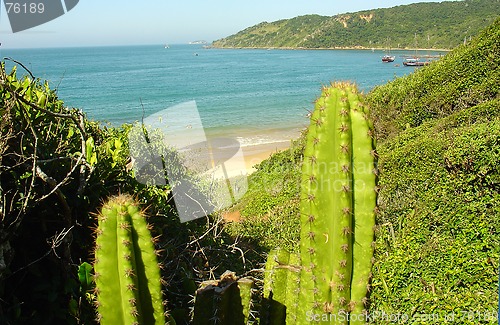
197,125,302,179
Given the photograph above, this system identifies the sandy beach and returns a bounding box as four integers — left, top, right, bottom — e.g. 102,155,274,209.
240,140,292,174
191,125,303,179
200,139,293,180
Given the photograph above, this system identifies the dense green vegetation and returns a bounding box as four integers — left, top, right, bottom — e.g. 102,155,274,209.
0,64,257,324
371,99,500,319
226,16,500,322
213,0,499,50
367,11,500,141
367,17,500,319
226,138,303,252
0,13,498,325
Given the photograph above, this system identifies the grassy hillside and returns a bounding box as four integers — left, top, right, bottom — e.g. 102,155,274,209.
227,17,500,319
213,0,500,50
368,16,500,320
371,99,500,319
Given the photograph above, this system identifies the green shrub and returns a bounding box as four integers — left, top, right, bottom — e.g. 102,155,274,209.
0,63,250,324
371,101,500,322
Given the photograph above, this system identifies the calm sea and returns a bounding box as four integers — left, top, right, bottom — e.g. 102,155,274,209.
1,44,435,145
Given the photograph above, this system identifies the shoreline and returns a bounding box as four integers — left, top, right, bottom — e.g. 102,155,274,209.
207,45,452,52
241,140,292,173
206,139,293,180
179,127,299,181
200,125,303,178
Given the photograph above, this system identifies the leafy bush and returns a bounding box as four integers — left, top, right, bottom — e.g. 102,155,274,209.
364,18,500,322
0,63,104,324
372,101,500,323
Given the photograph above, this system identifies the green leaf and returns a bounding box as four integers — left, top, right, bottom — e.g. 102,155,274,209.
85,137,95,163
89,152,98,166
68,297,79,317
78,262,93,292
114,138,122,150
67,126,74,139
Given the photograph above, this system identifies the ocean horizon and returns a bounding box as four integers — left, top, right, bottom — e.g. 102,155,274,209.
1,44,444,146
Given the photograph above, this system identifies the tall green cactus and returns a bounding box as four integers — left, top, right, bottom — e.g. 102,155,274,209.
93,194,171,325
192,82,377,325
301,82,377,323
346,84,377,322
264,82,377,324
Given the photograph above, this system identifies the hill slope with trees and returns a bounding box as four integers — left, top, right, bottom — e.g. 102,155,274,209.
213,0,500,50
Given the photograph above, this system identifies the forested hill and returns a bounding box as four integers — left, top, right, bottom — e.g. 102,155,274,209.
212,0,500,50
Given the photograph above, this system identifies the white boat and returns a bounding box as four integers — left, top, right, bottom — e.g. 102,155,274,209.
382,55,395,62
382,38,395,62
403,57,430,67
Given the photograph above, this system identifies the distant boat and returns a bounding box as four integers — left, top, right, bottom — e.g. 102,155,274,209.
403,57,430,67
164,44,170,49
382,55,395,62
382,38,395,62
402,33,432,66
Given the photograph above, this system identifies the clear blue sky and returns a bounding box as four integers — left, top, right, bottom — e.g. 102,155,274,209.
0,0,456,48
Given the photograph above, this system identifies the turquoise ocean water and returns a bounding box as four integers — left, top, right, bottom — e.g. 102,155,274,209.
2,44,435,145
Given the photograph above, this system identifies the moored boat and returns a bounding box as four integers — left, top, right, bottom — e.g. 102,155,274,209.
403,57,430,66
382,55,396,62
382,37,395,62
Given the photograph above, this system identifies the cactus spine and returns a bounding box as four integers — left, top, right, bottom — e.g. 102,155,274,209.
93,194,169,325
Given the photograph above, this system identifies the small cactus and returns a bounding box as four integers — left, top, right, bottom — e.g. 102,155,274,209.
93,194,171,325
193,271,256,325
262,248,301,324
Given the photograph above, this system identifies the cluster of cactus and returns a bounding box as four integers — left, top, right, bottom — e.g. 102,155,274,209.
193,82,377,324
93,194,174,325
